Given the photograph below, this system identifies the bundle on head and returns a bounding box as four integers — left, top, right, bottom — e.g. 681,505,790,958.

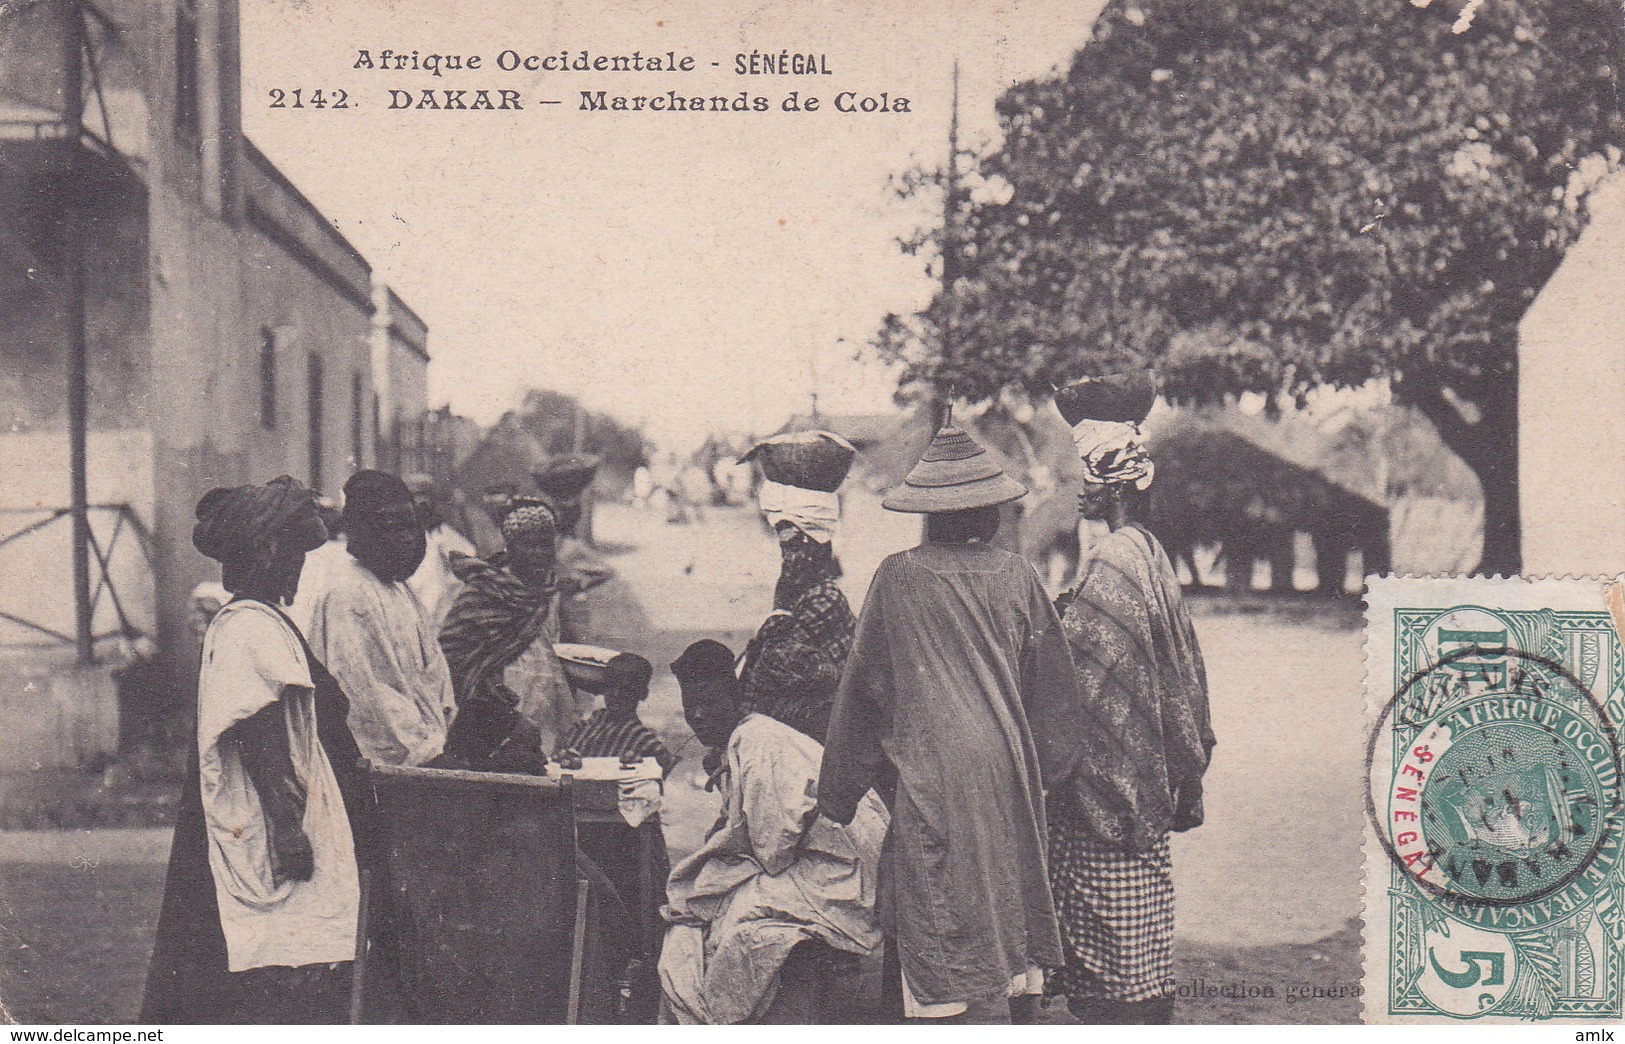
533,453,602,501
1053,368,1157,427
739,430,856,493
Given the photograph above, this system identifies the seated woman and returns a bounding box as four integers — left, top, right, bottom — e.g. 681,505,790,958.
658,640,888,1025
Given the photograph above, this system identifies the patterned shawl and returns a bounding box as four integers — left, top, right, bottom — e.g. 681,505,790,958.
1032,524,1215,851
742,531,855,743
438,552,556,705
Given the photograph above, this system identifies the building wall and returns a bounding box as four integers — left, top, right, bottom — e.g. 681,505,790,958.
142,0,262,669
139,0,419,670
241,141,377,495
372,285,431,475
1520,173,1625,577
2,1,162,766
3,0,430,690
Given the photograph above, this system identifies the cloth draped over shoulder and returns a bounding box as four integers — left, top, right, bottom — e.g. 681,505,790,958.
198,602,358,971
439,552,584,753
660,713,887,1024
143,598,365,1021
818,543,1075,1007
740,575,855,743
1031,524,1215,852
439,552,553,701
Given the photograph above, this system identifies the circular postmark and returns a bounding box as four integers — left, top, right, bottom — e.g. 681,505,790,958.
1366,637,1624,917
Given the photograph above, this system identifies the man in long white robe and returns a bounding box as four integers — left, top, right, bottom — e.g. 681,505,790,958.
305,472,455,768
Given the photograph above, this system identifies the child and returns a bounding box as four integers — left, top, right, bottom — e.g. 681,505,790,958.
559,651,672,1022
559,653,677,775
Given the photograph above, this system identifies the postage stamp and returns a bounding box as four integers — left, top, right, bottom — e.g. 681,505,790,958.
1363,575,1625,1023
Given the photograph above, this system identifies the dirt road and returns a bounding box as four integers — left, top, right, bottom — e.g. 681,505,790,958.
0,501,1364,1023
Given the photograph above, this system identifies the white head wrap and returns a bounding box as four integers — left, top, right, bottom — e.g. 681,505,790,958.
1071,419,1156,491
757,479,840,543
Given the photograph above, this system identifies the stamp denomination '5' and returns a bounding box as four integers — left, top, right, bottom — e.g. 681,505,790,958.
1365,576,1625,1023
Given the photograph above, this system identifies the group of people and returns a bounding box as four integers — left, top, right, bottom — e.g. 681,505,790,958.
138,368,1216,1027
661,370,1215,1025
140,454,663,1023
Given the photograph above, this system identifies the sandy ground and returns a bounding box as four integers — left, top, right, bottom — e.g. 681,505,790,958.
594,499,1366,946
0,500,1365,1024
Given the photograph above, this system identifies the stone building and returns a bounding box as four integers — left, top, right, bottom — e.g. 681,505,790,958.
0,0,431,768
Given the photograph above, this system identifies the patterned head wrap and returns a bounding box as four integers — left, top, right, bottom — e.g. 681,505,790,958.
1071,420,1156,490
193,475,326,565
501,497,558,548
1055,370,1158,491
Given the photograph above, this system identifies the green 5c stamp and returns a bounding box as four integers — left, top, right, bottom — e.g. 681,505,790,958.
1364,577,1625,1023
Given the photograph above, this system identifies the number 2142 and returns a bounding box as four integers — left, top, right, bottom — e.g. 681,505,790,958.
268,89,349,109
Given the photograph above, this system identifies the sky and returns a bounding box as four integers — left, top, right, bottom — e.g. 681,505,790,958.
239,0,1105,449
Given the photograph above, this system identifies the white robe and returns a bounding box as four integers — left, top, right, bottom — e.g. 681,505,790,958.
306,554,456,767
198,601,359,971
407,523,477,635
284,537,349,635
659,713,887,1024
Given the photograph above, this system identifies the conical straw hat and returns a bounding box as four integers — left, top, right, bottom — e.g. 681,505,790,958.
881,425,1027,513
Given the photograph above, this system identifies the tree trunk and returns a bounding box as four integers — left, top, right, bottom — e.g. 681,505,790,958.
1410,371,1522,576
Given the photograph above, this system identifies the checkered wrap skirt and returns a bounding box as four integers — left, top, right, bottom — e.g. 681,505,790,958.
1047,825,1175,1002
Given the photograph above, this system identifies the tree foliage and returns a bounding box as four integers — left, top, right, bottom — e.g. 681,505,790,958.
888,0,1621,402
879,0,1623,569
512,388,649,475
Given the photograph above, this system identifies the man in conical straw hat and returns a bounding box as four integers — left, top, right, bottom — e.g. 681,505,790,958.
1026,370,1214,1024
818,422,1080,1023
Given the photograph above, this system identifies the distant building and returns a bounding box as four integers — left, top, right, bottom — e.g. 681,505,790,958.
0,0,431,767
373,285,432,476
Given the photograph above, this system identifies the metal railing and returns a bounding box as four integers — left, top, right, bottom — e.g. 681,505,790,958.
0,503,153,649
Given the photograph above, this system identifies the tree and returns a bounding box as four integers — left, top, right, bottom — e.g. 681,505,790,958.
880,0,1623,573
511,388,648,478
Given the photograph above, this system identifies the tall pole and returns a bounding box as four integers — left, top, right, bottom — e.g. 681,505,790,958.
807,343,819,423
63,0,94,664
571,397,586,452
938,61,962,430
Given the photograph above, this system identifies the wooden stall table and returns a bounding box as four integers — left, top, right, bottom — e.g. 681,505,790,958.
351,760,612,1024
548,755,667,1022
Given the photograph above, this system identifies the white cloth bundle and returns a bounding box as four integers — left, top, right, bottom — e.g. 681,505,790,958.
757,479,840,542
1071,419,1156,490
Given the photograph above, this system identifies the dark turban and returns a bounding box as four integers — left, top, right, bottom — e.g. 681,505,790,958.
671,639,740,711
193,475,326,566
342,470,414,525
